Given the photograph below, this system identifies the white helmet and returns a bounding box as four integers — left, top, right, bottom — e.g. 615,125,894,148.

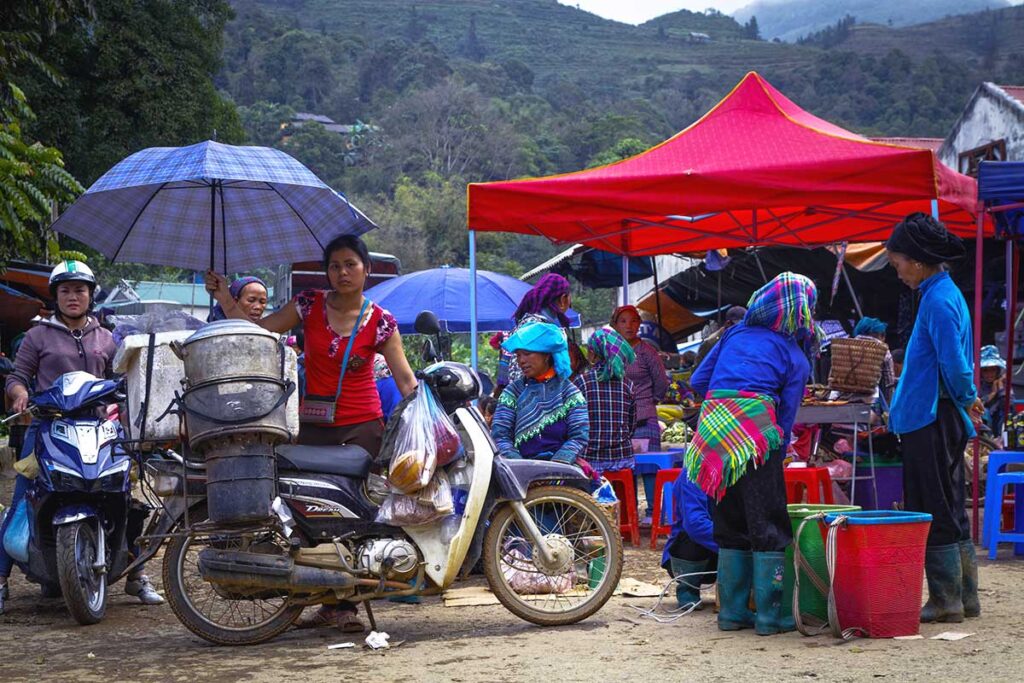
49,260,97,297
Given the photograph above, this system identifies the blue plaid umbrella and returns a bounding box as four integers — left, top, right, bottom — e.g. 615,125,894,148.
51,140,376,273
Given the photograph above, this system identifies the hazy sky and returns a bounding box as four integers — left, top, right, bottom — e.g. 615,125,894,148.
558,1,751,25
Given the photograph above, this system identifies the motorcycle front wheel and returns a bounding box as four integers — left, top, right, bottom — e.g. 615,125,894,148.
56,521,107,625
483,485,623,626
162,508,303,646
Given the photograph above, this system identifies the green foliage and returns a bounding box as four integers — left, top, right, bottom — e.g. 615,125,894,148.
21,0,245,186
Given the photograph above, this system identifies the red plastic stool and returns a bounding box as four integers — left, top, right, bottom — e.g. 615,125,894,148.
784,466,834,504
602,468,640,546
649,467,682,549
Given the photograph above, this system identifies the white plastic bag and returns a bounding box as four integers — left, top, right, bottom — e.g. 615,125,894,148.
376,471,453,526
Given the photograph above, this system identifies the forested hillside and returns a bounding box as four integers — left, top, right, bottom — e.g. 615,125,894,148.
9,0,1024,324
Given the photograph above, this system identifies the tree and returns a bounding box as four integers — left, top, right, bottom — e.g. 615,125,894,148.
458,14,487,62
1,0,89,265
22,0,245,186
744,16,760,40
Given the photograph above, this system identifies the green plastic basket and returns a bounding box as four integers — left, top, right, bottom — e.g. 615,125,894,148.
783,503,861,624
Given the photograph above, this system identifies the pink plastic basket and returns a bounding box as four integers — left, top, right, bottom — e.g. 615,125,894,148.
821,511,932,638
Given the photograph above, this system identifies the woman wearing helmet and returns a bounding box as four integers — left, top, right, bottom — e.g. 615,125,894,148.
1,261,163,614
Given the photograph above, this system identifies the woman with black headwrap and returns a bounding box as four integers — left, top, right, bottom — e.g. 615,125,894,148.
885,212,983,624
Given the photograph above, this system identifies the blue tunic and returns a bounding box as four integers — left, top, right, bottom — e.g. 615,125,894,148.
690,323,811,444
661,474,718,567
889,271,977,436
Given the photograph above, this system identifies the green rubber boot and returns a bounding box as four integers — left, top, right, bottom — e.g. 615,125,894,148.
716,549,755,631
669,557,711,610
920,543,964,623
958,540,980,618
752,551,795,635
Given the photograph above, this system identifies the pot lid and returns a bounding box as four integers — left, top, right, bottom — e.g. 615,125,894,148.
183,319,279,345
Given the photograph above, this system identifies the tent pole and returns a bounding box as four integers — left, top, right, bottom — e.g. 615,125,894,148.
841,264,863,319
717,271,722,323
652,256,663,330
1006,240,1017,422
469,230,478,371
622,254,629,305
971,204,984,543
209,181,216,317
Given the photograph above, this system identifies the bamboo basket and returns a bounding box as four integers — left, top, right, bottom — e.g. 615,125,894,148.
828,337,888,394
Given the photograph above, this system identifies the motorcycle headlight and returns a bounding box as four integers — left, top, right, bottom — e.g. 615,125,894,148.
98,471,127,492
49,469,89,492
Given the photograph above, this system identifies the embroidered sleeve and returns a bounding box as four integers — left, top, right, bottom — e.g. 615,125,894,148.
294,289,318,321
375,306,398,348
553,384,589,465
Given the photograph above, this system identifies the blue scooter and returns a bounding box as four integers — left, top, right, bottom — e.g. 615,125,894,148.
3,371,138,624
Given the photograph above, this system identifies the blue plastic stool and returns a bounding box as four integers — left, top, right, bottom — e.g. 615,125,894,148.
982,450,1024,560
635,453,678,517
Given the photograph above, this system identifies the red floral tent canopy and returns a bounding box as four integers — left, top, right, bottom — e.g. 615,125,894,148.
468,72,987,255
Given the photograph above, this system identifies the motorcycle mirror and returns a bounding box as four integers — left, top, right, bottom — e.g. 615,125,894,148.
421,338,440,364
414,310,442,337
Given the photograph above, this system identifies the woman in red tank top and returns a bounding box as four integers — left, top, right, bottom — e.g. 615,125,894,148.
206,235,418,634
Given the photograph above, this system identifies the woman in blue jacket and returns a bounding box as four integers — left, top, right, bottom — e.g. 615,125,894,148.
885,213,984,624
661,475,717,610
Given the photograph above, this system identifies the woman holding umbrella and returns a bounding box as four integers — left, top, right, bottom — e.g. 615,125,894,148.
206,234,417,632
885,212,983,624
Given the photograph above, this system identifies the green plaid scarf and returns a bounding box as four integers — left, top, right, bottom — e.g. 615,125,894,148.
584,327,635,382
684,390,783,502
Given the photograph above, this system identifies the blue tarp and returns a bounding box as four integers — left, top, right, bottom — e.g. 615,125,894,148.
979,161,1024,238
573,250,654,288
364,266,580,334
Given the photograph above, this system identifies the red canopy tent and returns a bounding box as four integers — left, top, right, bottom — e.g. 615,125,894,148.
468,72,983,256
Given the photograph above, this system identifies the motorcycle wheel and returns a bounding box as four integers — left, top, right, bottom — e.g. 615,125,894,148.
56,522,107,625
162,507,303,646
483,485,623,627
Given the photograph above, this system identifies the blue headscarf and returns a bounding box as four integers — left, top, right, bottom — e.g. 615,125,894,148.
853,317,887,338
207,276,268,322
502,321,571,380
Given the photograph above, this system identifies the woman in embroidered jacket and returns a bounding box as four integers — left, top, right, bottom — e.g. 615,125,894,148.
491,321,589,465
687,272,815,636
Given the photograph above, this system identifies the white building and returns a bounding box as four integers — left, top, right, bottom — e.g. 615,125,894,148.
938,82,1024,174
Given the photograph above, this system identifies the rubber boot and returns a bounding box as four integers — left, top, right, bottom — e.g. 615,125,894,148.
958,540,980,618
669,557,710,610
716,549,755,630
752,551,795,635
0,582,8,616
920,543,964,623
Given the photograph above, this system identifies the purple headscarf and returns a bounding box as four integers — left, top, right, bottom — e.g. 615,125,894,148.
514,273,571,327
208,276,268,322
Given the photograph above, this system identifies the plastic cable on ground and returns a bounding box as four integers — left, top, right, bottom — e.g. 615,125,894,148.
793,512,831,637
630,569,717,623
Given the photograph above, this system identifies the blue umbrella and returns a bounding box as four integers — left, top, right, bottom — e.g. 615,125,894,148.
364,266,580,334
51,140,376,273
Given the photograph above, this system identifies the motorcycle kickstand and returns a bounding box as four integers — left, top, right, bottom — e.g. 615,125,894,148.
362,598,379,633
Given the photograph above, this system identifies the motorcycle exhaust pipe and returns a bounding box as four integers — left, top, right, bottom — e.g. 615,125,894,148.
197,549,409,592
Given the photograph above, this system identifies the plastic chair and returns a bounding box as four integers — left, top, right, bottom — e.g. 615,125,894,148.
602,468,640,546
649,467,682,549
982,451,1024,560
634,452,678,475
784,466,835,505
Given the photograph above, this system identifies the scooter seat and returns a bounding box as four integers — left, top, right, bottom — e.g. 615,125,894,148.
276,444,372,479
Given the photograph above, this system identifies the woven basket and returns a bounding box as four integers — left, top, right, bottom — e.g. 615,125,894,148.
828,337,888,394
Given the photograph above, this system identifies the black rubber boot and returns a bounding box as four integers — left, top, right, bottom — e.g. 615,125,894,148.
669,557,710,610
716,548,755,630
920,543,964,623
752,551,796,635
0,582,8,615
958,540,980,618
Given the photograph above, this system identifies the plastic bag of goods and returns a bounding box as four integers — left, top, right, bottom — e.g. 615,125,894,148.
376,470,454,526
387,386,461,493
501,547,575,595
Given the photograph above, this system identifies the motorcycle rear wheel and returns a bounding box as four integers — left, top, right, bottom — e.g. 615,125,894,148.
56,521,107,625
162,508,302,646
483,485,623,627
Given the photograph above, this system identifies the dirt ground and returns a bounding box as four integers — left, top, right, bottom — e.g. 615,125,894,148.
3,462,1024,683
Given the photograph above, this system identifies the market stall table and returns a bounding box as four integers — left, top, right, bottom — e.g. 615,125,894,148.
794,403,879,507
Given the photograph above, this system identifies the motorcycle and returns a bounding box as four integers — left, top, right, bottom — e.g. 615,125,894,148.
156,361,624,645
2,371,142,624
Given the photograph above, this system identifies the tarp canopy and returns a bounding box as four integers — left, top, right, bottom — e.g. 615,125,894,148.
468,72,986,255
979,161,1024,238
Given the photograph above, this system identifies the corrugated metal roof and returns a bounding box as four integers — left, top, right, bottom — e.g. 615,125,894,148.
869,137,944,152
997,85,1024,107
